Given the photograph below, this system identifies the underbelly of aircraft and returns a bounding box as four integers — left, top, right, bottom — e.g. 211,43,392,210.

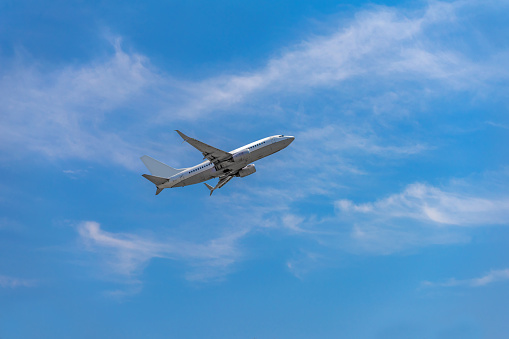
179,173,212,186
249,148,271,161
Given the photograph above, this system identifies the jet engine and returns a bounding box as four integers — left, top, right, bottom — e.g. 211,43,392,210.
232,149,250,163
237,164,256,178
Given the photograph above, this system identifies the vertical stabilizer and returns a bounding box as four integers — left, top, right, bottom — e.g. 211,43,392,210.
140,155,185,178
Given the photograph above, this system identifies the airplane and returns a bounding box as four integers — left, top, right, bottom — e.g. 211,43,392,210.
141,130,295,196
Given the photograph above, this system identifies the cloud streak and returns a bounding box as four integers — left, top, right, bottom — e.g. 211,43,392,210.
175,0,503,118
6,0,508,286
1,1,508,170
0,275,36,288
0,39,160,169
422,268,509,288
77,221,247,281
336,182,509,226
321,169,509,255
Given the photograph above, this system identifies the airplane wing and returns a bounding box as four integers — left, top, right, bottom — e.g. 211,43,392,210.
176,130,232,163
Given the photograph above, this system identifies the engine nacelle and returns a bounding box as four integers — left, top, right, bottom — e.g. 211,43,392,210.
232,149,250,163
237,164,256,178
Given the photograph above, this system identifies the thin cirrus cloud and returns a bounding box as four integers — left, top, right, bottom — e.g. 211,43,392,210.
76,171,509,283
77,221,248,281
178,0,501,118
230,169,508,260
73,159,509,283
322,169,509,255
336,182,509,226
1,1,507,170
422,268,509,288
4,0,507,285
194,171,509,261
0,39,157,169
0,275,36,288
296,125,429,161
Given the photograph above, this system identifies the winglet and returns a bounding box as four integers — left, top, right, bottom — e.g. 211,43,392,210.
204,183,215,196
175,130,190,143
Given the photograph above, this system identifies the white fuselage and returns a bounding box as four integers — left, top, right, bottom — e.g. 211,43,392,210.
161,135,294,188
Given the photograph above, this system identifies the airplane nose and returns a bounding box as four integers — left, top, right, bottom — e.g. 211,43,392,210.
283,136,294,147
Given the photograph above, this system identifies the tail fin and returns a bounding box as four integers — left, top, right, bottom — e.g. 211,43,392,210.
140,155,185,178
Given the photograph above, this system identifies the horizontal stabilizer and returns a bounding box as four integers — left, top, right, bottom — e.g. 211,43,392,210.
142,174,168,186
204,183,215,196
203,176,234,196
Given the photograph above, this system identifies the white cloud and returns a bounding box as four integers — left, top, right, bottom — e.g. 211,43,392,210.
173,0,499,118
77,221,247,281
0,38,160,169
322,169,509,254
194,160,509,258
336,182,509,226
422,268,509,288
0,275,36,288
286,251,325,279
5,0,509,284
297,125,429,157
2,1,508,170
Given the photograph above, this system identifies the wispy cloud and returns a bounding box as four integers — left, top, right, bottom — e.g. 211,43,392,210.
297,125,428,157
62,169,89,180
173,0,505,118
286,251,325,279
0,39,160,169
324,169,509,254
197,163,509,259
233,169,505,259
9,0,509,286
77,221,247,282
422,268,509,288
0,275,36,288
2,1,508,170
336,182,509,226
291,124,429,186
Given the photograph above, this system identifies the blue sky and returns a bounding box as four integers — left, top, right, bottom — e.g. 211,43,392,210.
1,0,509,338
